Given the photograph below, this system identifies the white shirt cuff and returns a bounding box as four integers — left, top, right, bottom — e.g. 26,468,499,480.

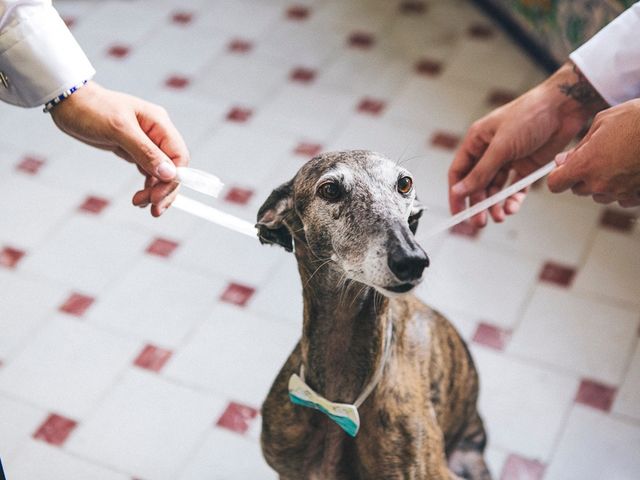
570,2,640,106
0,2,95,108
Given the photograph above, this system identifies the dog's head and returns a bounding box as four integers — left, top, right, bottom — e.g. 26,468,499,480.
256,150,428,296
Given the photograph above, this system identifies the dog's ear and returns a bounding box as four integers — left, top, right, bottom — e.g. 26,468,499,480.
256,179,294,252
408,198,425,234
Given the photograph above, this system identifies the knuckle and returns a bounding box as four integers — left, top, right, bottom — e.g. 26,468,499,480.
154,105,169,118
108,114,129,134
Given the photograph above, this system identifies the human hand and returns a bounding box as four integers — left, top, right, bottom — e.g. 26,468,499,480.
50,81,189,217
548,99,640,207
448,61,607,227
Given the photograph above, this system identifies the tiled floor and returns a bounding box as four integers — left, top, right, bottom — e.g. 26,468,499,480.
0,1,639,479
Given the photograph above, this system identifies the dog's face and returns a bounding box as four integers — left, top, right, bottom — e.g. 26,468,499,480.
256,150,428,296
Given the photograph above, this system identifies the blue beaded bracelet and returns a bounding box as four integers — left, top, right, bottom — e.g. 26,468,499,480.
43,80,89,113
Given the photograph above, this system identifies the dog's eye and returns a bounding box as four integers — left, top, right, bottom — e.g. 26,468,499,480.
397,176,413,194
318,181,341,201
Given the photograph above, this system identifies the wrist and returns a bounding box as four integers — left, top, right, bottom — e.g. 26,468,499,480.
49,81,100,117
543,61,608,119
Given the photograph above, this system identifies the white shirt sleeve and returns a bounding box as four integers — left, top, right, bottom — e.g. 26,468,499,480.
0,0,95,108
570,2,640,106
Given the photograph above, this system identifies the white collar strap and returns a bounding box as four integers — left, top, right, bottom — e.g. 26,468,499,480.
288,314,393,437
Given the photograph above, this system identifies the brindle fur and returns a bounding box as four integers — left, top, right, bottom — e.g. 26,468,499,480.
257,151,491,480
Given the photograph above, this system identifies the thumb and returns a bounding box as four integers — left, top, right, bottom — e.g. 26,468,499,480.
547,148,579,193
115,120,177,182
451,140,510,197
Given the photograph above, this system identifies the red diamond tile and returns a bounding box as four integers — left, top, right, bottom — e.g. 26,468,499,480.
449,222,480,238
399,1,427,14
600,208,636,232
415,58,443,76
33,414,77,446
431,131,460,150
171,11,194,25
0,246,25,269
348,31,375,49
468,23,495,39
294,142,323,157
290,67,317,84
220,282,255,307
216,401,259,434
78,196,109,214
224,187,254,205
134,344,173,372
165,75,190,89
472,322,510,351
500,454,545,480
357,97,386,116
286,5,310,20
575,379,616,412
228,38,253,53
487,89,517,107
226,107,253,123
16,155,45,174
107,44,130,59
62,16,76,28
146,238,179,258
539,261,576,287
59,293,94,317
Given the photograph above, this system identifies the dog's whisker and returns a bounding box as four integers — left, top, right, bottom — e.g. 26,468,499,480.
303,258,333,288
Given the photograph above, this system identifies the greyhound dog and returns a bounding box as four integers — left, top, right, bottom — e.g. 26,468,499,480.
256,150,490,480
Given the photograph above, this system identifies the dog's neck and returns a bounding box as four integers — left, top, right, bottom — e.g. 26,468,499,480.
294,242,392,403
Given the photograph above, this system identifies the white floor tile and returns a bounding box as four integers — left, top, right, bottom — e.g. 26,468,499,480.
102,183,199,241
417,237,539,328
174,220,286,286
0,315,140,418
328,116,426,166
0,273,67,358
402,148,455,212
88,257,224,347
66,369,227,480
19,216,150,292
472,346,579,461
387,76,485,133
196,53,288,106
39,141,137,198
0,176,83,249
484,445,508,480
165,304,299,404
252,85,358,140
545,406,640,480
613,342,640,421
7,441,129,480
178,428,277,480
0,395,46,461
249,258,303,326
508,285,640,384
574,230,640,307
479,189,601,265
190,123,295,187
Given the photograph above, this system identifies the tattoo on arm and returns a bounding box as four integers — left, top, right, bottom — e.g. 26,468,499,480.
558,61,605,106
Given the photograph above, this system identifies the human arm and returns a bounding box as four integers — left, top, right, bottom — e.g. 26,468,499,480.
448,61,606,226
0,1,189,216
547,99,640,208
50,82,189,217
0,0,94,107
448,2,640,226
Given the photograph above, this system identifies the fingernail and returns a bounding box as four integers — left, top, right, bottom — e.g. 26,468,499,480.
451,182,466,195
156,162,176,180
555,152,568,166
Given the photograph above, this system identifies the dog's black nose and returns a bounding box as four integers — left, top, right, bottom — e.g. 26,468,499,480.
388,247,429,282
